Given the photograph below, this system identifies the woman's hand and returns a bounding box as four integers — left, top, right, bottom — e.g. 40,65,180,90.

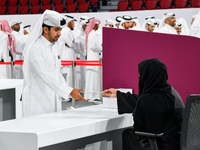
102,88,117,98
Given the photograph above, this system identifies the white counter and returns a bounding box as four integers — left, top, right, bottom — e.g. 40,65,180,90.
0,79,23,120
0,105,133,150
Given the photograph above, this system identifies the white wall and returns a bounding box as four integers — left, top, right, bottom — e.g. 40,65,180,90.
0,8,199,30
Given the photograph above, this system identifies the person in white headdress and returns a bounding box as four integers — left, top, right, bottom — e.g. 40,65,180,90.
115,16,122,28
0,23,8,78
105,19,115,28
84,18,102,102
142,16,157,32
190,11,200,38
156,19,161,28
75,19,89,90
22,10,86,117
119,15,132,29
129,17,142,31
174,22,182,35
23,25,32,34
177,18,190,35
10,19,29,79
157,12,177,34
58,15,80,102
73,16,89,37
191,15,197,25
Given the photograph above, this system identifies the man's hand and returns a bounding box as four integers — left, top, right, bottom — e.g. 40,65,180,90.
102,88,117,98
70,89,86,101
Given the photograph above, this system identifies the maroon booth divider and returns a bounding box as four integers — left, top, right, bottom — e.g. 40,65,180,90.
103,27,200,104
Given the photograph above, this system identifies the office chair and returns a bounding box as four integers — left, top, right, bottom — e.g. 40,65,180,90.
180,95,200,150
135,94,200,150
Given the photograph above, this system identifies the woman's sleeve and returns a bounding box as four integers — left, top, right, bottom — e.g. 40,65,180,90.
117,91,138,114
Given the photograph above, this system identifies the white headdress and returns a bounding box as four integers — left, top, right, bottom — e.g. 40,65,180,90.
129,17,142,30
190,11,200,38
23,10,66,88
177,18,189,35
158,12,175,30
142,16,157,31
119,15,132,29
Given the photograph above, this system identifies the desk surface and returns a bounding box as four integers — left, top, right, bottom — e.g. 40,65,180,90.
0,79,23,90
0,105,133,148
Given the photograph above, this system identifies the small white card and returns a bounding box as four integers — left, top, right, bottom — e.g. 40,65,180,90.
103,88,132,109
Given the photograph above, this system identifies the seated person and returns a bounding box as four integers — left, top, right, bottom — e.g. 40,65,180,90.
102,58,184,150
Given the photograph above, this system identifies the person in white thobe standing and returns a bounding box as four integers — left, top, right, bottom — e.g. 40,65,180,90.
58,15,80,101
10,20,29,79
0,20,16,79
75,20,89,90
0,23,8,78
157,12,177,35
22,10,86,117
84,18,102,102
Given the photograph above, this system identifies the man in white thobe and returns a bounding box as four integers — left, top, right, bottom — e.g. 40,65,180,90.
105,19,115,28
0,20,16,79
115,16,122,28
157,12,177,34
23,25,32,34
84,18,102,102
119,15,132,29
174,22,182,35
0,23,8,78
58,15,80,100
22,10,85,117
191,15,197,25
190,11,200,38
10,20,29,79
142,16,157,32
75,20,89,89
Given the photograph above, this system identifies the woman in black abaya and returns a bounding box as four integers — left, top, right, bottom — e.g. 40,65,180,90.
102,58,184,150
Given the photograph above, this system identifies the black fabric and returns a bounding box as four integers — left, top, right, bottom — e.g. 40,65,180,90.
116,58,184,150
117,91,138,114
122,128,151,150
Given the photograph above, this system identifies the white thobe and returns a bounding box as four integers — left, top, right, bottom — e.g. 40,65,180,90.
58,27,79,88
84,30,102,100
22,35,73,117
158,24,178,34
12,30,28,79
0,31,9,78
75,28,86,89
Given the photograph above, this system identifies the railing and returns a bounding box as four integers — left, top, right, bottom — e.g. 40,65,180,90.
0,60,103,108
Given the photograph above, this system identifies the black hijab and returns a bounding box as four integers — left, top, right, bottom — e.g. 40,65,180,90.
134,58,176,134
138,58,171,96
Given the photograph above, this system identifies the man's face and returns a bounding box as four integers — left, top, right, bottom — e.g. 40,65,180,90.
12,23,20,32
166,17,176,27
109,24,113,28
129,21,136,28
68,20,75,30
191,19,195,25
94,24,99,30
175,27,181,35
46,26,62,43
116,24,119,28
146,24,155,32
82,24,87,31
123,22,130,29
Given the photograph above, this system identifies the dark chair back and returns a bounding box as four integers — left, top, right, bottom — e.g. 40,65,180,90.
180,95,200,150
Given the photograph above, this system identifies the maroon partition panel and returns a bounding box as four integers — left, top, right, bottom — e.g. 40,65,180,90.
103,27,200,103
